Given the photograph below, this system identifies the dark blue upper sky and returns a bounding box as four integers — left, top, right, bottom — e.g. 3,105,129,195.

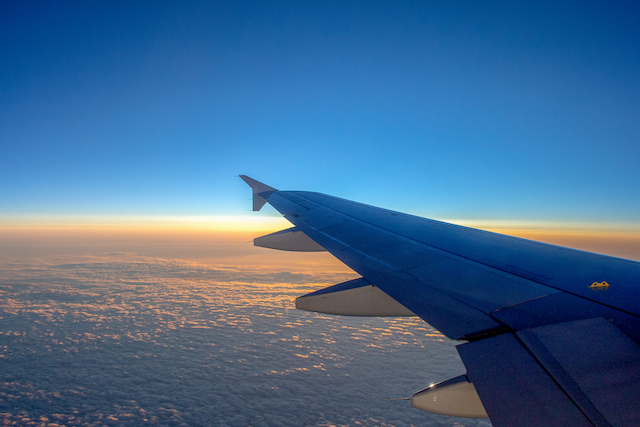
2,0,639,224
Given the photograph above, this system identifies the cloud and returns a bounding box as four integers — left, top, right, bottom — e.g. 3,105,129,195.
0,256,491,427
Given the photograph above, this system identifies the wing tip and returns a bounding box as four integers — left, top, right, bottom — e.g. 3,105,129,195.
240,175,278,211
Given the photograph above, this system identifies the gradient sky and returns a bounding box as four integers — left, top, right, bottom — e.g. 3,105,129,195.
1,4,639,425
2,1,639,226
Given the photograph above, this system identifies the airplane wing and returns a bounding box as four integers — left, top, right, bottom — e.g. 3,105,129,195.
240,175,640,427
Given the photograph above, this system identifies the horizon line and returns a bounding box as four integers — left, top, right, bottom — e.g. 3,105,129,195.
0,214,638,234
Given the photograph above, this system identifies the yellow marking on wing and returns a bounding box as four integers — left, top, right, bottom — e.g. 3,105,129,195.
589,281,610,289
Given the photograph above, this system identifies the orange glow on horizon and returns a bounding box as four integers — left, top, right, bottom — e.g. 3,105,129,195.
0,215,354,274
1,216,638,264
0,214,291,233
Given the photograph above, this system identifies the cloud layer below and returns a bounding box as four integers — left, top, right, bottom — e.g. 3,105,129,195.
0,242,491,427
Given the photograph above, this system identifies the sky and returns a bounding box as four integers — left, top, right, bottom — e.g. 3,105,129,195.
1,0,639,227
1,3,639,426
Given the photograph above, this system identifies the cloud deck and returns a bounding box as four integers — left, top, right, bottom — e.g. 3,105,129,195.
1,256,490,426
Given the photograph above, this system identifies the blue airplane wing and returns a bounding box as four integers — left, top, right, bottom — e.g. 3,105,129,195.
240,175,640,427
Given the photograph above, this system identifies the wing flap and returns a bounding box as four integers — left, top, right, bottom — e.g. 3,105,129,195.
457,333,595,427
517,317,640,427
458,318,640,427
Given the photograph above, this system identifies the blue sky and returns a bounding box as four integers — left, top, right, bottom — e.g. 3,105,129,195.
2,0,639,224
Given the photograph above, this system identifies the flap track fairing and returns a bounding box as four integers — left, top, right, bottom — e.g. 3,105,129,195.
254,227,326,252
411,374,488,418
295,278,415,316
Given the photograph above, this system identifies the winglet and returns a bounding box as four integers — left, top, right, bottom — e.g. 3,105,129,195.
239,175,278,211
